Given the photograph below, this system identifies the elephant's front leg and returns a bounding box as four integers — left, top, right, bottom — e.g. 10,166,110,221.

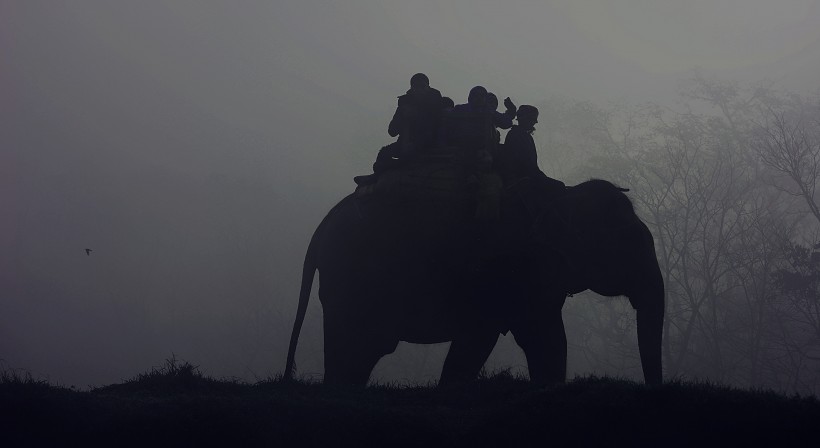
511,295,567,384
439,331,499,385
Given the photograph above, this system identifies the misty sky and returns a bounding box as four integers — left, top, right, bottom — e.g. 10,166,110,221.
2,1,820,386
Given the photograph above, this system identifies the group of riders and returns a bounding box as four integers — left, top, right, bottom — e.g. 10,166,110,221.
355,73,561,204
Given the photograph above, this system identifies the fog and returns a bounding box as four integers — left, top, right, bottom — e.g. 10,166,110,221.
2,1,820,389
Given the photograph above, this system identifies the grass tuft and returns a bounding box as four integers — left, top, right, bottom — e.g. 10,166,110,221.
93,355,242,395
0,366,53,391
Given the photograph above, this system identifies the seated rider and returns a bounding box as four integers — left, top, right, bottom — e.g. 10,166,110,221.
444,86,508,220
444,86,496,168
495,105,541,185
386,73,443,157
356,73,443,186
496,105,565,205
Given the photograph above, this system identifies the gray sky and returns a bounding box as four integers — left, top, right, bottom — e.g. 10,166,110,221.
2,0,820,386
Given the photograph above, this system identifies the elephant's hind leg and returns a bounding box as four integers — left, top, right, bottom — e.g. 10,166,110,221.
439,332,498,385
324,345,385,387
322,311,397,386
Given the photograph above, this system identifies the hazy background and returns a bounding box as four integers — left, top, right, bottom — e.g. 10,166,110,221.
2,1,820,388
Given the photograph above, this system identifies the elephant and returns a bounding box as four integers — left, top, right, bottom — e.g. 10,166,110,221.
284,165,664,387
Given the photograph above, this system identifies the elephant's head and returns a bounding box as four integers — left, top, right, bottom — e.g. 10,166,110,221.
528,179,665,385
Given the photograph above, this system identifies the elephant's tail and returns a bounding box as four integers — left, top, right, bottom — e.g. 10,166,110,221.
284,229,320,381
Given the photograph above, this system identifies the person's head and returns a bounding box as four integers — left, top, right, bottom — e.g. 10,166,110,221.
516,105,539,130
441,96,455,111
486,92,499,111
467,86,487,107
410,73,430,91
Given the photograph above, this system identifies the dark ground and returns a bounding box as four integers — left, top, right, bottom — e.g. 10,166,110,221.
2,359,819,447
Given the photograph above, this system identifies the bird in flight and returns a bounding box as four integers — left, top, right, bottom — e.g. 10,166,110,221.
85,248,92,256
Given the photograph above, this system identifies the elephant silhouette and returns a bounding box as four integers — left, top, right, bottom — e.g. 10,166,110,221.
285,169,664,386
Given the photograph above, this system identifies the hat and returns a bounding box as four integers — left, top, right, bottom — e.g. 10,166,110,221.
516,105,539,122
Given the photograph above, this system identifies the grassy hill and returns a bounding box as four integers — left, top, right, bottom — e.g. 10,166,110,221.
2,359,818,447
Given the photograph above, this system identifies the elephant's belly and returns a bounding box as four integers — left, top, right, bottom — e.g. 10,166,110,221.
398,310,463,343
394,299,459,344
394,292,508,344
401,332,453,345
318,246,509,344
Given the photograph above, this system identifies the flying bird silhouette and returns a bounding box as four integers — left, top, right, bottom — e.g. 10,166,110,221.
85,248,92,256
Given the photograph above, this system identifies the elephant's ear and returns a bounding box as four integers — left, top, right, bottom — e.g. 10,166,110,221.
531,208,570,245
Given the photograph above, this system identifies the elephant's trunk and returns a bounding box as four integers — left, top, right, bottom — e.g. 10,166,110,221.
627,221,664,386
636,293,664,386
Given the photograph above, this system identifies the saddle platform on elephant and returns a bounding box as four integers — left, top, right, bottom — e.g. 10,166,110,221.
355,156,487,200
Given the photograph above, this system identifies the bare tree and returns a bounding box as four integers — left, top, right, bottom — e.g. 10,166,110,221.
751,92,820,224
530,81,820,393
